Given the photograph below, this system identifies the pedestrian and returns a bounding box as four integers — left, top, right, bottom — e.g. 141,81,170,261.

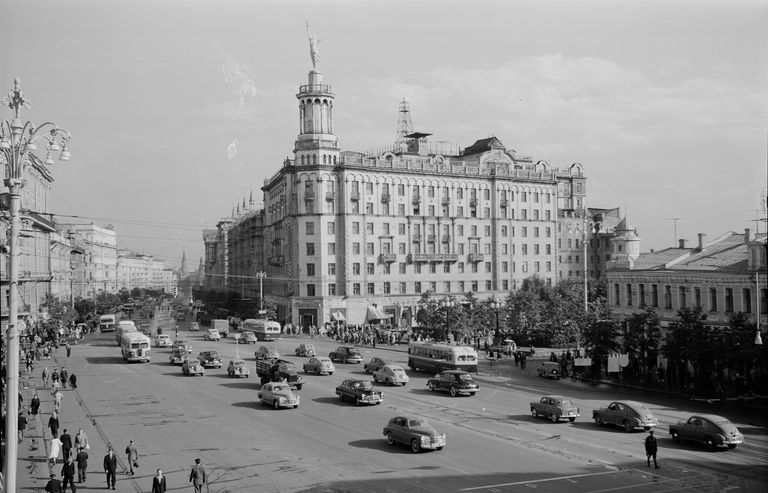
44,472,63,493
645,430,659,469
104,447,118,490
60,368,68,389
66,343,72,357
61,456,77,492
60,429,73,461
520,352,527,370
75,446,88,484
18,411,28,443
51,368,60,388
42,366,50,387
31,392,41,416
151,468,167,493
49,435,63,466
49,411,60,438
69,373,77,389
513,351,519,367
74,428,90,451
54,388,64,411
125,439,139,476
189,458,207,493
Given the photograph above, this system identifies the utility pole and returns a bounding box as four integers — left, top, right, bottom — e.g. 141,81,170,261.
666,217,682,246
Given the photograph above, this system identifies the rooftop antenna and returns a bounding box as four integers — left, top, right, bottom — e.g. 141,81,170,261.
666,217,683,247
395,98,414,148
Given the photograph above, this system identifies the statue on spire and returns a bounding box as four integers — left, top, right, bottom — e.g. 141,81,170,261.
306,22,322,70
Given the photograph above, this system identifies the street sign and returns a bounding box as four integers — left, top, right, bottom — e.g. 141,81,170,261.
258,310,267,315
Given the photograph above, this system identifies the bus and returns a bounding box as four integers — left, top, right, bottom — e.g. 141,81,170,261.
116,320,138,345
120,332,151,362
99,314,117,333
407,342,479,373
242,319,281,341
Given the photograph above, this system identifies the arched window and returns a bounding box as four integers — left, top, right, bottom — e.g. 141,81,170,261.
313,154,317,165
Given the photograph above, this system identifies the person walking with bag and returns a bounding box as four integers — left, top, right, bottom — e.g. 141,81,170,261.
125,439,138,476
645,430,659,469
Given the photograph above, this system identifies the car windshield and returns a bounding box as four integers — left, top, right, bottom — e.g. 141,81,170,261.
188,359,199,365
391,367,405,373
409,419,426,427
272,384,289,391
353,381,374,390
233,361,245,366
348,348,360,355
208,352,218,358
633,405,652,415
319,358,331,363
556,399,573,406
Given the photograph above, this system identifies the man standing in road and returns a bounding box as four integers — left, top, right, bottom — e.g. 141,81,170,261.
75,446,89,484
104,447,118,490
48,410,60,438
645,430,659,469
31,392,41,416
189,458,207,493
61,456,77,492
125,439,139,476
60,429,73,461
151,468,167,493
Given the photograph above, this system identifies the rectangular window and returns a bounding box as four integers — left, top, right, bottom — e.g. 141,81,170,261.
352,222,360,234
353,283,361,295
471,225,477,236
458,243,464,254
353,263,360,275
522,244,528,255
546,261,552,272
444,281,451,292
502,261,508,273
534,244,540,255
415,281,422,293
398,223,406,235
725,288,734,312
534,261,540,273
614,283,621,305
366,222,374,234
743,288,752,313
430,281,436,292
383,282,391,294
430,263,437,274
366,242,374,255
444,263,450,273
484,225,491,236
367,283,375,295
501,226,508,237
639,284,646,305
306,263,315,276
664,285,672,309
709,287,718,312
306,284,315,297
484,261,491,273
626,284,633,306
694,287,701,307
399,262,406,274
400,282,406,294
534,227,540,238
428,186,435,197
398,203,405,215
399,242,406,254
328,283,336,295
471,263,478,273
502,280,508,290
306,243,315,256
652,284,659,307
457,206,463,217
458,262,464,273
545,244,551,254
415,264,421,274
306,222,314,235
328,263,336,275
366,202,373,214
502,244,508,254
471,281,478,291
366,263,374,275
352,242,360,255
328,242,336,255
327,222,335,234
679,286,687,308
398,184,405,196
522,227,528,238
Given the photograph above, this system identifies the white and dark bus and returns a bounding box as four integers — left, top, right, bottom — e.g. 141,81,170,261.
242,319,281,341
407,342,479,373
120,332,151,362
99,314,117,333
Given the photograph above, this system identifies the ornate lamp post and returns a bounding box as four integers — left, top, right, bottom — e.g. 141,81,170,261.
490,297,503,336
440,297,455,343
256,271,267,315
1,78,71,491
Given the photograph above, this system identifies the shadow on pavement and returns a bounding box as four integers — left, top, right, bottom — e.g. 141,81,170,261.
311,396,351,407
219,382,260,390
85,356,126,365
347,439,409,454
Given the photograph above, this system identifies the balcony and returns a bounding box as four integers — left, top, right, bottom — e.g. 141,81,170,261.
350,192,360,202
468,253,485,262
325,192,335,201
381,193,391,203
407,253,459,263
500,198,509,208
268,255,285,266
441,196,451,205
412,195,422,204
469,198,478,207
427,234,436,243
304,191,316,201
379,253,397,263
412,235,422,242
442,235,451,243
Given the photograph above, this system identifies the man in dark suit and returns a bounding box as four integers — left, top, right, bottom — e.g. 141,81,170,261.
151,468,167,493
44,473,62,493
103,447,118,490
61,456,77,492
60,429,73,461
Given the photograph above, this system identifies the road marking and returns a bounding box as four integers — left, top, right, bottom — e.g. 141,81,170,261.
458,469,618,491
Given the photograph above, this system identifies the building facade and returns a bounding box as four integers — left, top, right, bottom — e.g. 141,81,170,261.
117,250,178,293
205,65,592,329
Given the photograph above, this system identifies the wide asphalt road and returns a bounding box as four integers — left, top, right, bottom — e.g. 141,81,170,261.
39,326,767,493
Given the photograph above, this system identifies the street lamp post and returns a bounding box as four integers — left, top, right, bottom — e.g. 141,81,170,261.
1,78,71,492
256,271,266,315
440,297,455,343
490,297,502,336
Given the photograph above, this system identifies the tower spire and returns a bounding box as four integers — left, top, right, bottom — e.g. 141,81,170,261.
395,98,414,147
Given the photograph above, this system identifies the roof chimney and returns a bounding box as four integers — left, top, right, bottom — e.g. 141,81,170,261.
744,228,751,243
697,233,706,250
678,239,686,249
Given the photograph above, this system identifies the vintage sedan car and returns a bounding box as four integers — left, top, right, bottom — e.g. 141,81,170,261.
255,346,280,360
302,356,335,375
530,395,580,423
182,357,205,376
227,359,250,378
537,361,561,379
593,401,658,432
198,350,222,368
329,346,363,364
364,356,389,373
383,416,446,453
239,331,258,344
258,382,300,409
189,322,199,331
295,343,316,357
203,329,221,341
373,365,409,386
169,348,187,365
669,414,744,450
426,370,479,397
335,379,383,406
172,339,191,353
155,334,172,348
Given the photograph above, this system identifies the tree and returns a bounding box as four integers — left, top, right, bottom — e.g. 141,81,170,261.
622,306,661,383
582,318,620,379
662,306,716,395
39,294,78,336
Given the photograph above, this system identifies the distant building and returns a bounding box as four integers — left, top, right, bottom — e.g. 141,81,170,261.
607,227,767,328
117,250,177,293
60,223,119,297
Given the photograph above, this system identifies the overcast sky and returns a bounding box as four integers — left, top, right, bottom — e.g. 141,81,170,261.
2,0,766,270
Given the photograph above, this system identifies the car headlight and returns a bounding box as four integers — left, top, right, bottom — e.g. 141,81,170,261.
420,435,430,444
278,397,286,404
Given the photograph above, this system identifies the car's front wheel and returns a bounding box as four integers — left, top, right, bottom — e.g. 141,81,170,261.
531,408,538,418
727,444,737,450
273,400,279,410
386,432,395,446
550,414,558,423
450,386,458,397
410,439,421,453
671,431,681,442
428,382,436,392
568,417,576,422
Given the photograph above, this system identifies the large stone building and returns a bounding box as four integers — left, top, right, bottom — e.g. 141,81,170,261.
204,63,596,329
607,225,767,329
117,250,178,293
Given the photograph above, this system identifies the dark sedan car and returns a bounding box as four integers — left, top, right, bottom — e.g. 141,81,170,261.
426,370,479,397
593,401,658,432
198,350,222,368
383,416,446,453
669,414,744,450
335,379,383,406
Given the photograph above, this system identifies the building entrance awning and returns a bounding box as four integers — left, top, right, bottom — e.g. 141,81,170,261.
366,306,390,322
331,311,346,321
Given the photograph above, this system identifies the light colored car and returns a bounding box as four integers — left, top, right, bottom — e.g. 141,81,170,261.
302,356,335,375
255,346,279,360
373,365,409,386
227,359,250,378
182,357,205,376
593,401,658,432
295,343,316,357
172,339,191,353
669,414,744,450
189,322,199,331
383,416,446,453
258,382,300,409
530,395,580,423
240,331,257,344
203,329,221,341
155,334,171,348
169,348,186,365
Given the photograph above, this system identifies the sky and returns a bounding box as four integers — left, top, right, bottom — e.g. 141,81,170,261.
1,0,766,270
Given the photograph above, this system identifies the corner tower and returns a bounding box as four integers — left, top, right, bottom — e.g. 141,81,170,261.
294,70,339,166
